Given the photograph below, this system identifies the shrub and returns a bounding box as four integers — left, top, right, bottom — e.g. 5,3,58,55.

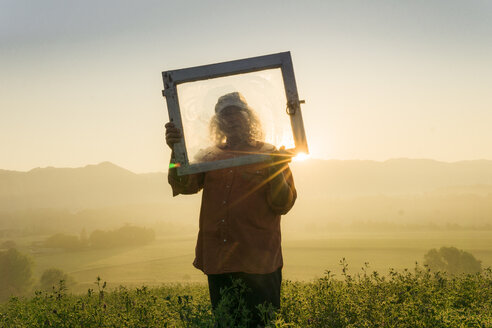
44,233,86,251
0,240,16,250
0,263,491,327
0,248,33,301
89,225,155,249
39,268,76,291
424,246,482,275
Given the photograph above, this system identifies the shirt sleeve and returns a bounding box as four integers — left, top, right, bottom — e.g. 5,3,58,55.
266,164,297,215
168,168,205,196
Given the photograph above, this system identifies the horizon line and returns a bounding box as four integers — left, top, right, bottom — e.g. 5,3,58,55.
2,157,492,174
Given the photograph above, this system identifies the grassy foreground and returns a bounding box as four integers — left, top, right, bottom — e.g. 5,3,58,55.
1,263,491,328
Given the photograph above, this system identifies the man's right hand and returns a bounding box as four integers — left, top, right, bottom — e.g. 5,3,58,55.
165,122,182,150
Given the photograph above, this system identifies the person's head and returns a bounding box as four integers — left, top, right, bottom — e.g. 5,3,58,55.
210,92,263,146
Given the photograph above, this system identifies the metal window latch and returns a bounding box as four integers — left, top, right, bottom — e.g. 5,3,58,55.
162,88,174,98
286,99,305,115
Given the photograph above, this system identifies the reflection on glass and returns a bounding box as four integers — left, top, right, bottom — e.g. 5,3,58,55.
177,69,295,164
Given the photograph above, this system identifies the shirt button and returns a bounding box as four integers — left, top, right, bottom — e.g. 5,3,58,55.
221,219,225,223
229,170,233,173
223,239,227,242
223,200,226,204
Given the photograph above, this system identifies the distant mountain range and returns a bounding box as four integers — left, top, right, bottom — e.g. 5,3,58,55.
292,158,492,198
1,159,491,212
0,162,170,212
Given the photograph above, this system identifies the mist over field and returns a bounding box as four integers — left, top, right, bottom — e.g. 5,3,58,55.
2,1,492,325
1,159,491,293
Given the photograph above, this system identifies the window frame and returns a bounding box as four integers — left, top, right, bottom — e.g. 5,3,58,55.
162,51,308,176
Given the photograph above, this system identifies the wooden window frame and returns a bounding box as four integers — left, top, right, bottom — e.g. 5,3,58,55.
162,51,308,176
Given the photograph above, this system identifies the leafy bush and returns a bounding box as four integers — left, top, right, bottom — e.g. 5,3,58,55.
0,240,17,249
0,262,491,327
42,225,155,251
43,233,86,251
424,246,482,275
0,248,33,302
38,269,76,292
89,225,155,249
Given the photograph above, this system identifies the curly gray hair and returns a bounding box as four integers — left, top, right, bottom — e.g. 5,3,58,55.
209,106,264,145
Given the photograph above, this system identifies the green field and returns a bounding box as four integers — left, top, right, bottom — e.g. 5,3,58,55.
9,230,491,292
282,230,492,280
1,265,491,327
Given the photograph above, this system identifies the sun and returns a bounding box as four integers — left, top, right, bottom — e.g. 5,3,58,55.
293,152,310,161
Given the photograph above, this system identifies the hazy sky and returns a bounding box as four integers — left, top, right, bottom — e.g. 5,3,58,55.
1,0,491,173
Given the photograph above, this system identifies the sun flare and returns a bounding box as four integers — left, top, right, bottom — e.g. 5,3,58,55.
293,152,310,162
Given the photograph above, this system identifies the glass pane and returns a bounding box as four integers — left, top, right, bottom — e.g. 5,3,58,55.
176,68,294,164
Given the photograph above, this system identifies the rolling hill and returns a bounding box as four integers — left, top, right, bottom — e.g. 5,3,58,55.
1,159,491,235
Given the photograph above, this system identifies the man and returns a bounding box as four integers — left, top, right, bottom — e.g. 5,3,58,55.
165,92,296,327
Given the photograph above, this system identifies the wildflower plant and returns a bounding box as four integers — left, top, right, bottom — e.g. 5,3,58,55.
0,263,490,327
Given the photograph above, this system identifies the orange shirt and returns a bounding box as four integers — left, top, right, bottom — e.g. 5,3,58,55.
168,143,296,275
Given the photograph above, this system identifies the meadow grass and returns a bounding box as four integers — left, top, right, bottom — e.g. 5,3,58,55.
1,263,491,328
19,230,492,287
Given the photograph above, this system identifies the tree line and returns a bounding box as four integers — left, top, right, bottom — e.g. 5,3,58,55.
1,242,483,303
0,248,75,301
43,225,155,251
